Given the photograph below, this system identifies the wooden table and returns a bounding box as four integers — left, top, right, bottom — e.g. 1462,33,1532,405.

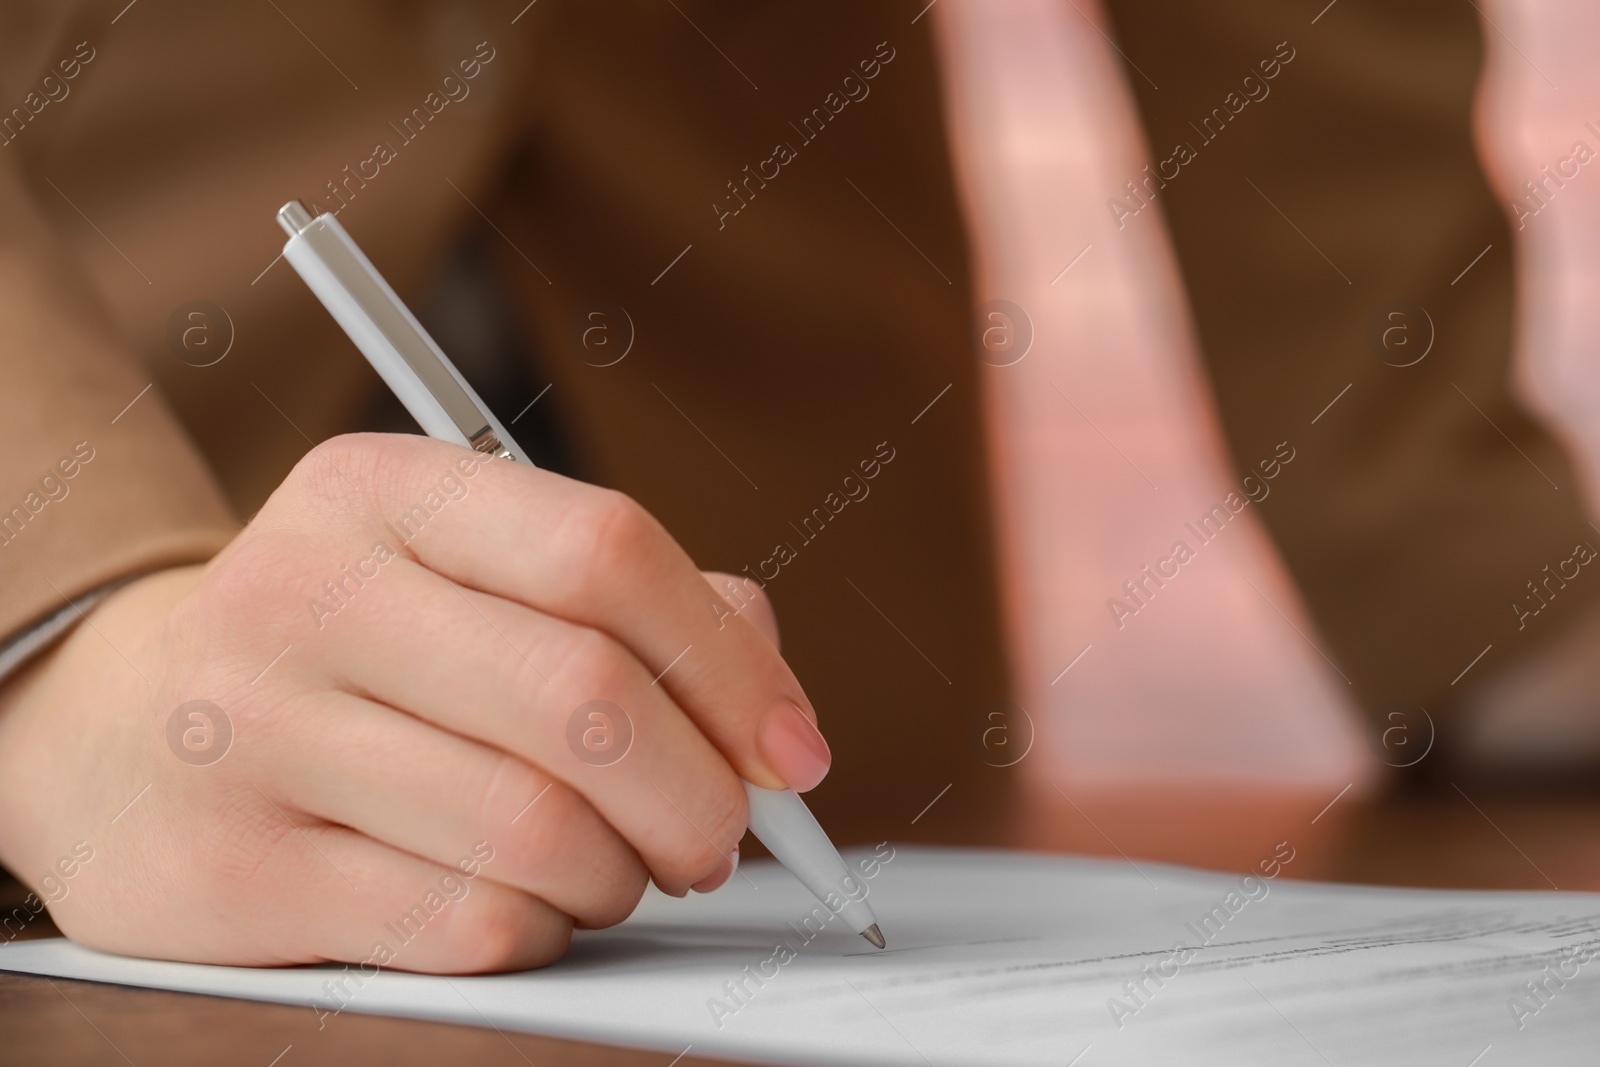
7,788,1598,1066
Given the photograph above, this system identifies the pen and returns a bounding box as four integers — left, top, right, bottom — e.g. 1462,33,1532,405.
276,201,886,951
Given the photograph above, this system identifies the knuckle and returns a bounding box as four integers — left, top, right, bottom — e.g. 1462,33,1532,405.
549,625,632,700
188,533,305,632
490,777,647,930
446,894,571,973
505,803,566,872
476,751,544,829
491,774,576,872
475,615,560,709
176,531,323,686
567,489,658,595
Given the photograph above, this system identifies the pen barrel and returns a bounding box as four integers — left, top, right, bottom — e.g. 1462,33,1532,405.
742,782,879,936
281,212,531,465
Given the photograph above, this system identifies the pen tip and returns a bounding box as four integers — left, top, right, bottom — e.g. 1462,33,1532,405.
861,924,886,950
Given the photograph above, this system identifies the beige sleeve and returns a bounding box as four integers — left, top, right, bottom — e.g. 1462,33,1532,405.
0,156,237,652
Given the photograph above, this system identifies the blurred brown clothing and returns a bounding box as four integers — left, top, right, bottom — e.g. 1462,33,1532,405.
0,0,1591,844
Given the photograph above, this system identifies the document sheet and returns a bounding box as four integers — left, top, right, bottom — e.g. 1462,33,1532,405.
4,846,1598,1064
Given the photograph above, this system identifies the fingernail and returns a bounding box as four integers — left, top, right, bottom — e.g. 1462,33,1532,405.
692,847,739,893
757,700,831,792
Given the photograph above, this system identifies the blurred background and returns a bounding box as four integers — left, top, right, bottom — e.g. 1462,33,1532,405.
9,0,1600,898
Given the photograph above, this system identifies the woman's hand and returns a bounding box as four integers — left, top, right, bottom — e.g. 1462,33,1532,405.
0,433,828,973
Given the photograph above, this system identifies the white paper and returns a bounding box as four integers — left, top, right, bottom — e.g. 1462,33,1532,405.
4,846,1598,1064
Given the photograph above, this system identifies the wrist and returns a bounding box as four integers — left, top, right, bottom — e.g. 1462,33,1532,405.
0,565,203,894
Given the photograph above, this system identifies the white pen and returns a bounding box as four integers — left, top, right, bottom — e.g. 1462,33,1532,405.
276,201,885,950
